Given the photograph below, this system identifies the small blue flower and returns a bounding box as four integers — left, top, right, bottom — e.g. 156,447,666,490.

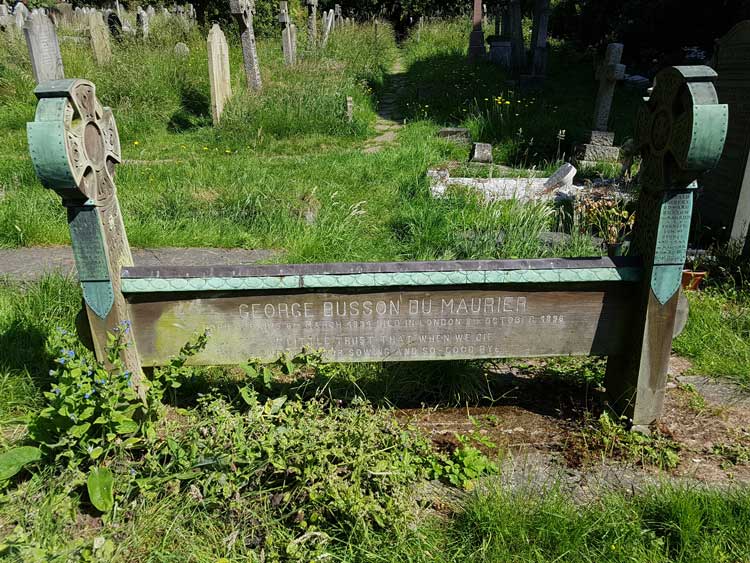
129,468,136,476
53,388,61,395
123,371,132,380
56,358,67,365
84,393,91,399
66,350,75,358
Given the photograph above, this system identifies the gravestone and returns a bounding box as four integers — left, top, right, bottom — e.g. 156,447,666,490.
470,142,493,163
306,0,317,48
334,3,342,27
229,0,262,91
14,4,27,29
467,0,486,62
136,7,149,39
174,41,189,57
697,21,750,254
105,10,122,38
279,1,296,65
207,24,232,125
26,68,727,430
89,11,111,65
575,43,626,166
23,10,65,84
528,0,550,77
321,8,333,47
146,5,155,18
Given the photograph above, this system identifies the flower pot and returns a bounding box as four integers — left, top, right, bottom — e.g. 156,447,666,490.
681,270,707,291
607,242,624,258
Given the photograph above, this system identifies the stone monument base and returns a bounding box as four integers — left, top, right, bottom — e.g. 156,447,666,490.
488,40,512,68
468,30,486,62
575,130,620,166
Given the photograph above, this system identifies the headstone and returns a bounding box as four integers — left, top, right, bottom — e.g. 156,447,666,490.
488,38,512,68
136,7,149,39
321,8,333,47
55,3,74,25
279,1,296,65
14,4,27,29
334,3,342,27
346,96,353,123
467,0,485,62
23,10,64,84
174,41,189,57
105,10,122,38
89,11,111,65
146,5,155,18
698,21,750,254
529,0,550,77
207,24,232,125
438,127,471,144
306,0,317,49
229,0,262,91
575,43,626,165
470,142,493,163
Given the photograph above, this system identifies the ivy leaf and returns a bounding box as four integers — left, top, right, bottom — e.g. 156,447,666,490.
87,466,114,513
0,446,42,481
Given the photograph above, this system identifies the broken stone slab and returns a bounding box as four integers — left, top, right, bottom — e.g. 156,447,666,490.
428,164,580,203
470,142,493,163
438,127,471,144
576,143,620,164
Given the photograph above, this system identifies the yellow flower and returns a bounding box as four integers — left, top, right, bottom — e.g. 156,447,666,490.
505,101,510,105
203,146,208,151
225,149,231,154
132,141,139,146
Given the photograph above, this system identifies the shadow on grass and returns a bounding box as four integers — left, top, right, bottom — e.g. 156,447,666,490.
168,81,211,132
397,45,643,167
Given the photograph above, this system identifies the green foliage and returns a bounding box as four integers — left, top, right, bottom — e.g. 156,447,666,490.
27,326,149,470
0,446,42,483
582,412,680,469
428,435,498,489
86,466,114,514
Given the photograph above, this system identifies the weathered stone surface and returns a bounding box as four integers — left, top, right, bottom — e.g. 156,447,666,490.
346,95,353,123
207,24,232,125
279,1,296,65
467,0,485,62
321,8,333,46
136,6,149,39
174,41,189,57
577,143,620,163
89,11,111,64
587,130,616,146
544,163,576,190
470,142,493,163
592,43,625,131
230,0,262,91
23,10,64,84
438,127,471,143
488,39,512,68
306,0,317,48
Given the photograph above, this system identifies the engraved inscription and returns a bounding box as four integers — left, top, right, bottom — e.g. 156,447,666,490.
129,288,632,365
654,191,693,265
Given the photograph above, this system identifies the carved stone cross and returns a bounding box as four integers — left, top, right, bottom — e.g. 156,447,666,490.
593,43,626,131
229,0,262,91
467,0,486,62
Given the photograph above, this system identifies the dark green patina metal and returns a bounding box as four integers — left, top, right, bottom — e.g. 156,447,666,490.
635,66,728,304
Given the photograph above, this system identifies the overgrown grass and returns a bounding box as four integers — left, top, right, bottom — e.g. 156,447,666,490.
673,284,750,386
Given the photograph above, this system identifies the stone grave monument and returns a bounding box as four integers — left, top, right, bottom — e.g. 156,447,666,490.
306,0,317,48
136,7,149,39
697,21,750,255
23,10,65,84
89,11,111,65
207,24,232,125
174,41,189,57
26,67,727,429
321,8,333,47
467,0,486,62
279,1,296,65
575,43,626,166
229,0,262,91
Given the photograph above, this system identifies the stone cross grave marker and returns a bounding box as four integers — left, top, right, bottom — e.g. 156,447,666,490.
23,10,65,84
279,1,296,65
306,0,317,49
468,0,486,62
89,11,112,65
207,24,232,125
105,10,122,39
575,43,626,165
697,21,750,255
230,0,262,91
26,68,727,430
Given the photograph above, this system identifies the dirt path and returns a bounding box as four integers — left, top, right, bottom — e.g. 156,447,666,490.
363,56,407,154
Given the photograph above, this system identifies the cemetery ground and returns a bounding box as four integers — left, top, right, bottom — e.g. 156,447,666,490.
1,15,750,562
